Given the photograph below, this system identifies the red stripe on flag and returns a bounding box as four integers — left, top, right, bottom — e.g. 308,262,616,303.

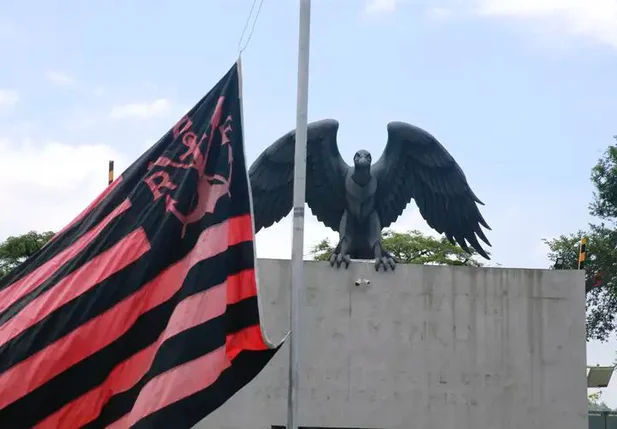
105,347,231,429
107,325,268,427
226,269,257,305
0,199,132,313
225,269,266,360
34,282,229,429
0,228,151,348
50,176,124,242
0,215,252,411
226,325,269,361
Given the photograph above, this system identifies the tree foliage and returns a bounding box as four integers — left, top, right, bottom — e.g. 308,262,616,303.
590,139,617,220
311,229,487,267
544,136,617,340
544,225,617,340
589,391,613,411
0,231,55,279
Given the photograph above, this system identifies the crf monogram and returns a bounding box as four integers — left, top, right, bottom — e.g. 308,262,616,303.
144,96,234,238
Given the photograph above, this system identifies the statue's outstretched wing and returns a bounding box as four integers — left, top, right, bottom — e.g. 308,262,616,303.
248,119,349,233
372,121,491,258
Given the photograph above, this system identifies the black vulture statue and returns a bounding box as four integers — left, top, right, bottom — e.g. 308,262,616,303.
248,119,491,271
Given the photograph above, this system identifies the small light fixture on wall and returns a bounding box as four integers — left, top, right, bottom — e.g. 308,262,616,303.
554,257,564,270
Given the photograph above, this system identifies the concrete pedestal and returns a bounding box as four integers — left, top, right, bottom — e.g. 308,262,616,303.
197,260,587,429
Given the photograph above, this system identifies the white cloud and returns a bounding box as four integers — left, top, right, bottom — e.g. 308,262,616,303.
110,99,172,120
364,0,398,14
0,138,126,240
428,7,454,18
45,70,76,87
0,89,19,111
472,0,617,48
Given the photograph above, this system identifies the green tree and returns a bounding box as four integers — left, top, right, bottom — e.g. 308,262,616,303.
590,137,617,220
544,137,617,340
589,391,612,411
544,226,617,340
0,230,55,279
311,229,487,267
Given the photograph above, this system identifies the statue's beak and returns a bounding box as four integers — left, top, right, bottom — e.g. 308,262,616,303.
356,158,370,168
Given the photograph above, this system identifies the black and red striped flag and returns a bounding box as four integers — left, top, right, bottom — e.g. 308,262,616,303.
0,62,280,429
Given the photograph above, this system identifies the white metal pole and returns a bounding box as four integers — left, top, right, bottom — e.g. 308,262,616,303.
287,0,311,428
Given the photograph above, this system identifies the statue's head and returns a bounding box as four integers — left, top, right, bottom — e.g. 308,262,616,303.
353,150,372,169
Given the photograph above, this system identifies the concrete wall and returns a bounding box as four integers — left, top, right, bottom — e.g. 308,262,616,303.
197,259,588,429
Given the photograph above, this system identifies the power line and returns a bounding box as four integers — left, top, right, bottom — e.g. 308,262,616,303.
237,0,267,54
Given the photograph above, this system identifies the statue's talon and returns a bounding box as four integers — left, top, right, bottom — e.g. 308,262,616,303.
342,254,351,268
387,257,396,270
384,251,397,270
382,256,390,270
374,255,396,271
329,252,351,269
336,253,345,268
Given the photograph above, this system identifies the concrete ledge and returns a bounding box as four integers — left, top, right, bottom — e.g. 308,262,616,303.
198,260,588,429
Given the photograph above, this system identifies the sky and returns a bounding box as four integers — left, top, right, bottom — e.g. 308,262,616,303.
1,0,617,406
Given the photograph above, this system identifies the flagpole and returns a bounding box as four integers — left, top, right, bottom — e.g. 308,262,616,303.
288,0,311,428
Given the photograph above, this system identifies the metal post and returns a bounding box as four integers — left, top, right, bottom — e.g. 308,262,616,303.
108,160,114,185
287,1,311,428
578,236,587,270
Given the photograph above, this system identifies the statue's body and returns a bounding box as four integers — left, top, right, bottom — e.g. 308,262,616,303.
248,119,491,271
